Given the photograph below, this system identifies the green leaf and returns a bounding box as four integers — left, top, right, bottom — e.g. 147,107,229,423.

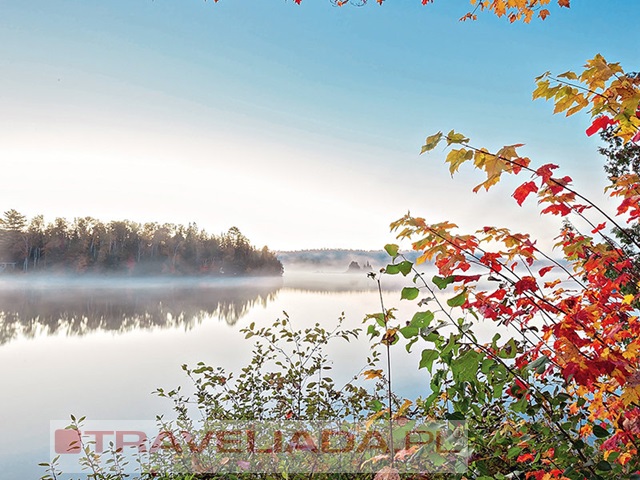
527,355,549,372
447,290,467,307
592,424,610,438
445,411,465,420
451,349,481,383
398,261,413,276
419,349,439,373
421,131,443,154
385,263,400,275
405,336,419,353
401,287,420,300
498,338,518,359
367,324,380,338
411,311,434,328
506,446,522,459
432,275,454,290
365,313,386,327
384,244,399,258
596,460,612,472
399,326,419,339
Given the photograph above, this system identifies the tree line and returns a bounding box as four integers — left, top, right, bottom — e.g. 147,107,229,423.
0,210,283,276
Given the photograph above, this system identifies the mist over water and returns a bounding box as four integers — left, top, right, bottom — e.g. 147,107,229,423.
0,267,516,479
0,270,417,479
0,271,408,346
0,275,282,345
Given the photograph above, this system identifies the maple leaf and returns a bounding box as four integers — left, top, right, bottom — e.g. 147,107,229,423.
535,163,559,182
514,276,538,295
541,203,572,216
621,383,640,407
538,265,554,277
558,0,570,7
586,115,617,136
452,274,481,284
539,9,550,20
513,181,538,206
363,369,383,380
516,452,535,462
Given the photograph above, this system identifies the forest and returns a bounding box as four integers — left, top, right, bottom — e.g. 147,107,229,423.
0,210,283,276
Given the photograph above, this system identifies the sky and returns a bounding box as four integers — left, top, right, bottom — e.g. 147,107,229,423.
1,0,638,251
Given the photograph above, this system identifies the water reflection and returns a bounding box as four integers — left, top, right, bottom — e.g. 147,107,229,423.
0,272,406,346
0,276,282,345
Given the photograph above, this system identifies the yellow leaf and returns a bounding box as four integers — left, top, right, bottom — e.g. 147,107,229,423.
557,70,578,81
445,129,469,145
620,383,640,407
622,294,635,305
363,369,384,380
365,408,388,431
622,342,640,361
393,399,413,418
446,148,473,175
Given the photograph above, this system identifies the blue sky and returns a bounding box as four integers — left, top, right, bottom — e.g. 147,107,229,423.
1,0,638,250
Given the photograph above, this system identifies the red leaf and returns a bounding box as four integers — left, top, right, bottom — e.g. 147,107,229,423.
591,222,607,234
541,203,572,216
516,453,535,462
513,181,538,206
453,274,481,284
514,276,538,295
558,0,570,7
538,266,554,277
586,115,616,136
535,164,559,182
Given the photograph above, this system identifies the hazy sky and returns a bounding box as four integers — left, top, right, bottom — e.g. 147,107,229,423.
1,0,638,250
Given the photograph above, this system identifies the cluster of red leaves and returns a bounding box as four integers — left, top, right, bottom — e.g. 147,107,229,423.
402,64,640,470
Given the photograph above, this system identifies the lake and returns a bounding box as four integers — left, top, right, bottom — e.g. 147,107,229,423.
0,271,436,479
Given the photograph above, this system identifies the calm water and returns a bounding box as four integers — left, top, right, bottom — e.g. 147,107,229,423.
0,272,436,479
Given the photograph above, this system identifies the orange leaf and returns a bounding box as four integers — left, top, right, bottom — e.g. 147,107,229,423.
363,369,383,380
517,453,535,462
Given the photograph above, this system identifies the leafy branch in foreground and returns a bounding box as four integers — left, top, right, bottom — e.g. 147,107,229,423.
368,54,640,479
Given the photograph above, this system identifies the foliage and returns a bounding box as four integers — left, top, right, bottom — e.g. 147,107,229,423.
40,315,400,479
0,213,282,276
209,0,572,24
34,3,640,480
366,54,640,478
599,123,640,256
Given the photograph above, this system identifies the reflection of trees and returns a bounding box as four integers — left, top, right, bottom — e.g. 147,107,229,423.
0,277,282,346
